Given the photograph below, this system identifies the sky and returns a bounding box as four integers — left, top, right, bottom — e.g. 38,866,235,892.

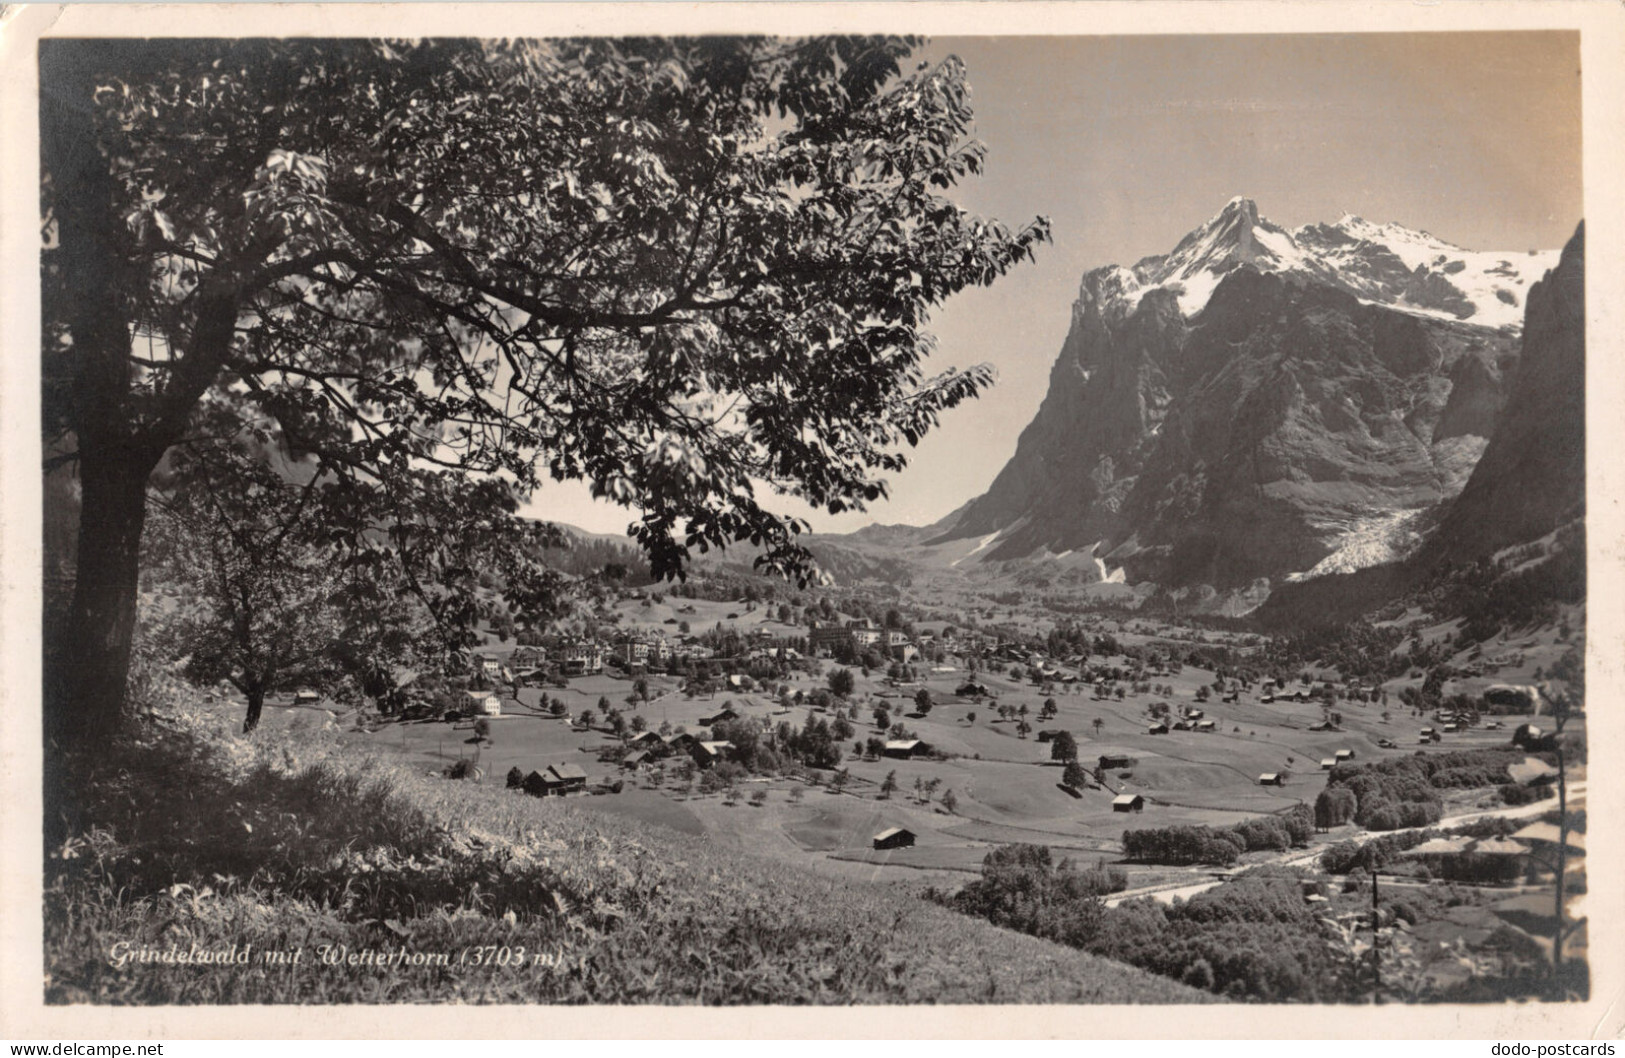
521,31,1583,538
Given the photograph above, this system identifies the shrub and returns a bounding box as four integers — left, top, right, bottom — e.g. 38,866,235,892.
1499,783,1555,806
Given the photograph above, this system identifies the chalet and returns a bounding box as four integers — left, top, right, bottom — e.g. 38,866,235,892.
524,764,589,797
510,645,547,667
691,740,735,768
847,620,882,649
700,707,740,727
872,827,916,851
1420,727,1436,737
1112,794,1145,813
883,739,929,760
1171,720,1192,732
1147,722,1169,735
621,749,652,769
1195,720,1216,732
1186,709,1205,720
1099,754,1134,770
663,732,702,755
629,729,663,746
542,762,588,795
1441,723,1459,733
466,690,502,717
1320,759,1337,770
1258,773,1283,786
1334,749,1355,762
293,689,321,705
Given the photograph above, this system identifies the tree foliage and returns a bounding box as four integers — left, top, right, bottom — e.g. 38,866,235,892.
40,35,1049,744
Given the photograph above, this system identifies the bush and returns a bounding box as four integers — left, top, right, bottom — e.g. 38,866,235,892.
1499,783,1555,806
1314,787,1357,829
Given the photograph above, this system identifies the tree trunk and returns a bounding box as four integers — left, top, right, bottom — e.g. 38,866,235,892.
50,446,157,751
243,681,267,734
41,57,238,757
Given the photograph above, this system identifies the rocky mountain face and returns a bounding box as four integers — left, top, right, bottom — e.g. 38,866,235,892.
931,198,1560,595
1421,224,1585,562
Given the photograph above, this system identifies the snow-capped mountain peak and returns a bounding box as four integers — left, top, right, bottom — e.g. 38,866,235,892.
1079,198,1558,329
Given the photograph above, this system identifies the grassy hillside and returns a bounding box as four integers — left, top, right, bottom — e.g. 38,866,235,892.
44,682,1209,1005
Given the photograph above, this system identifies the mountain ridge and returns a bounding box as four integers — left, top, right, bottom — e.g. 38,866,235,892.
911,199,1566,599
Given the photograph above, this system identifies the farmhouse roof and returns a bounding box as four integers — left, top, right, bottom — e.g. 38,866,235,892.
1406,837,1471,855
1511,822,1585,851
1112,794,1143,806
1507,757,1559,785
1258,773,1279,782
885,739,923,751
1472,838,1531,856
873,826,911,842
547,763,587,782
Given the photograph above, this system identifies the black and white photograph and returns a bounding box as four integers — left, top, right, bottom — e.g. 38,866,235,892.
4,0,1623,1038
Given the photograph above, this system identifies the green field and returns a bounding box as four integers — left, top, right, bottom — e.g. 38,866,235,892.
312,600,1567,892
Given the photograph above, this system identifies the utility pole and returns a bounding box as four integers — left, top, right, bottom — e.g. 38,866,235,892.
1371,867,1381,1005
1553,734,1569,976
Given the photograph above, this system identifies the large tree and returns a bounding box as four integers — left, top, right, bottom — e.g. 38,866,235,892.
41,36,1048,751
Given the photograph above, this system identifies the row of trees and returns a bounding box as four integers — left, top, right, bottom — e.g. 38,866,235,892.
1122,807,1315,866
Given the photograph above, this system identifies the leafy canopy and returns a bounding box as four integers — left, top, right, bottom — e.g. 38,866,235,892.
43,36,1049,586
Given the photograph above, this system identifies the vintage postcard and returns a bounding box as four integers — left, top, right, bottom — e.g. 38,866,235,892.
2,0,1622,1040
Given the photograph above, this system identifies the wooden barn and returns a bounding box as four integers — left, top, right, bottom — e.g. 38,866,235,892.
1099,754,1134,770
872,827,916,851
1112,794,1145,813
883,739,930,759
1258,773,1283,786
